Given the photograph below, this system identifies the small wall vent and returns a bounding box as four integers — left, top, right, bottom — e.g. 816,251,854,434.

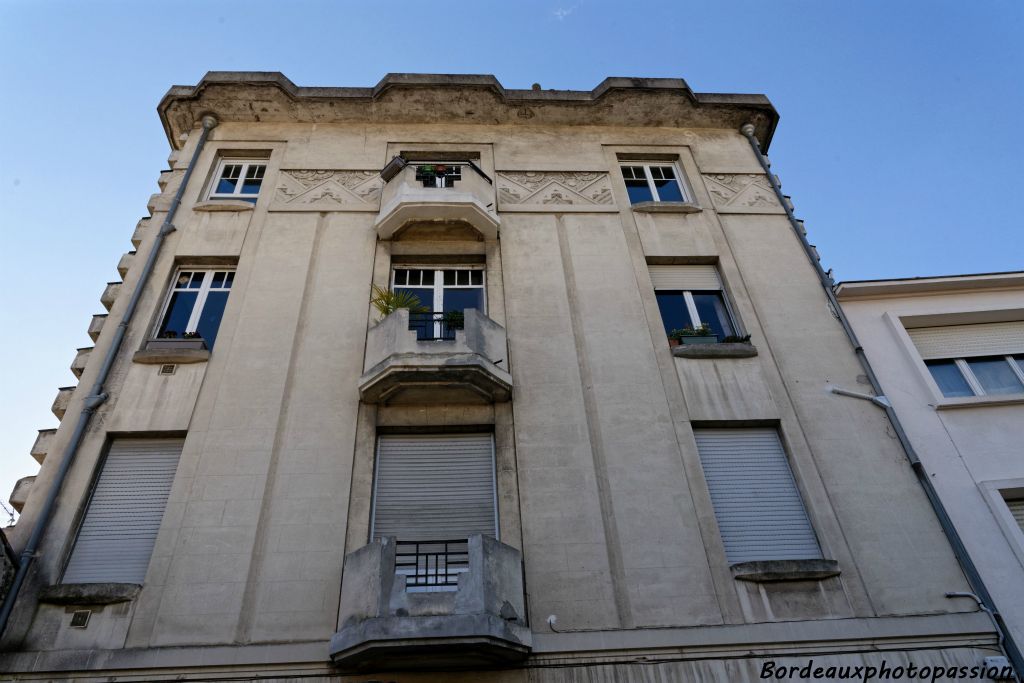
159,364,177,375
70,610,91,628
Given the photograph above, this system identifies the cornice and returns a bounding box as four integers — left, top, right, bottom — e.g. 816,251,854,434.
158,72,778,150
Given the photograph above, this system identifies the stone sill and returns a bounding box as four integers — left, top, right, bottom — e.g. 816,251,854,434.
935,394,1024,410
39,583,141,605
673,342,758,359
133,341,210,365
631,201,702,213
731,559,840,583
193,199,256,212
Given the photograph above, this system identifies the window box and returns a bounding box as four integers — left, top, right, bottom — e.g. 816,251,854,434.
145,338,207,351
681,334,717,345
731,559,840,583
673,341,758,359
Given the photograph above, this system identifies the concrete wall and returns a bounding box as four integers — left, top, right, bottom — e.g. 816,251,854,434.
0,105,996,678
840,283,1024,647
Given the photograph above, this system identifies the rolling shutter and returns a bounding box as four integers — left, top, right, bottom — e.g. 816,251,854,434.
649,265,721,291
694,428,821,564
63,438,183,584
907,321,1024,360
1008,499,1024,534
372,434,496,542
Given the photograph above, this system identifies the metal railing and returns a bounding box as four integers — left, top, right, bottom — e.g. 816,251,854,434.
408,310,464,341
395,539,469,590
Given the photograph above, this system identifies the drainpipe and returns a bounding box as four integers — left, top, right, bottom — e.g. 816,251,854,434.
0,115,219,637
740,123,1023,679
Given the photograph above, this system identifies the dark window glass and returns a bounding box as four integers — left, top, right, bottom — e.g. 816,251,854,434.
926,361,974,398
241,165,264,194
394,270,408,286
212,271,226,288
443,288,483,314
444,270,456,286
197,291,229,348
655,291,693,337
967,357,1024,395
159,291,198,338
471,270,483,286
421,269,435,286
652,167,684,202
215,165,241,194
625,178,654,204
692,292,735,339
224,272,235,288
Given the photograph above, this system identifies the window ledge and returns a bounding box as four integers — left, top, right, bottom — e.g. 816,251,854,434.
39,583,141,605
673,342,758,359
193,199,256,212
731,559,840,583
134,340,210,364
935,394,1024,410
631,201,702,214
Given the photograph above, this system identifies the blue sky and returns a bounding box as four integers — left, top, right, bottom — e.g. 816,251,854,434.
1,1,1022,515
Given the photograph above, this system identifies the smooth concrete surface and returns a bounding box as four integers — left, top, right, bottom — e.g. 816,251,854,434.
0,73,997,680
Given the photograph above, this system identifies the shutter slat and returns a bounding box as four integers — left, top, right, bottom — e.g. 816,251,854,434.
908,322,1024,360
372,434,496,542
649,265,721,291
694,429,821,564
1008,499,1024,533
62,439,183,584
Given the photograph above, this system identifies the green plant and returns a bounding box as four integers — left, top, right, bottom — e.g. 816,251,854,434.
670,323,712,340
721,334,752,344
183,331,202,339
370,285,428,319
443,310,465,330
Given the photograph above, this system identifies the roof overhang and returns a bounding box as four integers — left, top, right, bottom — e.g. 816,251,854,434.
835,271,1024,300
158,72,778,151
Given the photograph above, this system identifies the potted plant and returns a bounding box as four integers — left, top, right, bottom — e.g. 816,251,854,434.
678,323,718,345
370,285,428,320
147,330,206,350
443,310,465,332
415,164,437,185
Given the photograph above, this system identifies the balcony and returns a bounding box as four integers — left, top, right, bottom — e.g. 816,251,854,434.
329,534,531,671
375,159,499,240
359,308,511,405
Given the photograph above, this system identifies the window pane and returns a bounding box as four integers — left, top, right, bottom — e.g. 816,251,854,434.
443,288,483,313
625,179,654,204
926,361,974,398
224,272,235,289
967,357,1024,395
457,270,470,286
158,291,198,338
394,269,408,286
444,270,456,285
211,271,226,288
621,165,643,180
215,165,241,194
187,272,204,289
422,269,435,286
655,291,693,337
175,271,193,288
241,164,265,194
692,292,734,339
471,270,483,286
653,177,684,202
196,291,230,348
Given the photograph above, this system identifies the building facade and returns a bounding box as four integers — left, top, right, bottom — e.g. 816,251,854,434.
837,272,1024,650
0,73,1010,681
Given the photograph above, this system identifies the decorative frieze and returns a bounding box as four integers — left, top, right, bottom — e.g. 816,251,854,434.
272,170,382,211
496,171,616,212
701,173,783,213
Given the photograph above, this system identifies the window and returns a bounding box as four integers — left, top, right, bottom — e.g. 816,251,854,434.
372,434,496,591
651,265,736,341
208,159,266,201
620,162,688,204
63,438,183,584
925,356,1024,398
906,322,1024,398
693,428,821,564
156,269,235,349
392,266,485,340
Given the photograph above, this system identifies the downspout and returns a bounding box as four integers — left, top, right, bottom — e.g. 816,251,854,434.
0,115,219,637
740,123,1024,679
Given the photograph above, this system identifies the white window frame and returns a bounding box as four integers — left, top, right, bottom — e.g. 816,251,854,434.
155,268,235,338
392,265,486,337
207,158,267,200
929,355,1024,397
414,161,464,188
619,161,690,203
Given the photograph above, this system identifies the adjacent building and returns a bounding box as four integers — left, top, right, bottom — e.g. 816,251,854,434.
0,73,1013,681
837,272,1024,649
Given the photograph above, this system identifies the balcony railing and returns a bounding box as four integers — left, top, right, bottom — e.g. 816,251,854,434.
408,310,464,341
395,539,469,591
